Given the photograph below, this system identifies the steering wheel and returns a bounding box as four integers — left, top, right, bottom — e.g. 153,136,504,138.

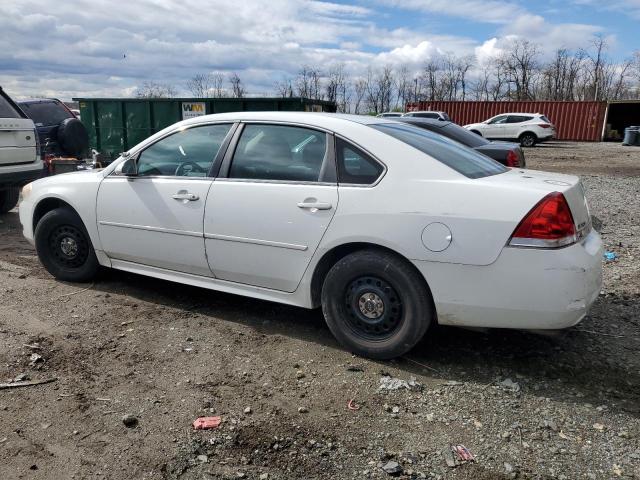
175,161,207,176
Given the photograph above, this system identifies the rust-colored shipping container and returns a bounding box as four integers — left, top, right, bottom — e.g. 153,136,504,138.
406,101,608,141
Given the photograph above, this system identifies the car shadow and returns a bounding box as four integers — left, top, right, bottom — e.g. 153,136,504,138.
93,268,640,417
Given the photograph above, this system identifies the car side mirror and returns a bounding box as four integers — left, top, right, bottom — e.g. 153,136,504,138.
114,156,137,176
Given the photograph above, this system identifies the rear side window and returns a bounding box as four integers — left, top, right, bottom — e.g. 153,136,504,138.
0,93,21,119
229,124,327,182
336,138,384,185
19,101,74,126
372,123,507,179
540,115,551,123
507,115,534,123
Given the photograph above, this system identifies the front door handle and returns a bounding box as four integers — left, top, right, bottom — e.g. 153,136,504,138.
297,201,332,211
172,191,199,201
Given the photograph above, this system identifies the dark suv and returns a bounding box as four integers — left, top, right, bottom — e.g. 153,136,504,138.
18,98,89,174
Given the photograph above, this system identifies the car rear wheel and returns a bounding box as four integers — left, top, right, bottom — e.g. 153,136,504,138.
321,249,433,359
35,207,99,282
0,187,20,214
519,132,537,147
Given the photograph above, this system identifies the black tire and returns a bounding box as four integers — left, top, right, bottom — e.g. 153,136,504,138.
519,132,537,147
57,118,89,158
321,249,433,360
34,207,99,282
0,187,20,214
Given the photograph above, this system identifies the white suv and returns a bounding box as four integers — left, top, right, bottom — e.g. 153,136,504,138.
0,87,42,213
464,113,556,147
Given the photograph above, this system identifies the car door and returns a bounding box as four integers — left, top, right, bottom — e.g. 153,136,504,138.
483,115,508,139
96,123,234,276
204,123,338,292
503,115,529,138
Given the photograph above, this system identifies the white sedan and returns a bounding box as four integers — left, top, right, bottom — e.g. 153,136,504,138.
19,112,602,359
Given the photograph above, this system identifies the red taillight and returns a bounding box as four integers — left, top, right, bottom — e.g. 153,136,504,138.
509,192,576,248
506,149,519,167
538,123,551,129
44,154,55,174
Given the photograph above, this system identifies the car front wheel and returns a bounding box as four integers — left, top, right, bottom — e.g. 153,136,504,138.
321,249,433,359
34,207,99,282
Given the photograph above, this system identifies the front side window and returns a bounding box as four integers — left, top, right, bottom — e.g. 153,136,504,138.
372,123,507,179
488,115,508,124
336,138,384,185
229,124,327,182
136,124,232,177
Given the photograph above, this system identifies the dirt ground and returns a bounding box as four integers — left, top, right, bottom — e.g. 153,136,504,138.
1,142,639,480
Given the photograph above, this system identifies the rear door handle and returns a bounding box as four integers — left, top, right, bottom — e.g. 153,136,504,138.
297,201,332,210
172,191,199,201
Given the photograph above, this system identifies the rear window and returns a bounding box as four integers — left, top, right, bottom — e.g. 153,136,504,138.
372,123,507,179
439,123,490,148
19,101,74,126
0,93,21,119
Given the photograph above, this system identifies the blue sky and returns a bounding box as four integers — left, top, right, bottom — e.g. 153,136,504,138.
0,0,637,99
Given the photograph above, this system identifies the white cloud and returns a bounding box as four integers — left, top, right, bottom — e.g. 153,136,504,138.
0,0,616,100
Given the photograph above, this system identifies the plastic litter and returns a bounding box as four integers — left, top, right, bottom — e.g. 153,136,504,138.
603,251,617,261
347,398,360,411
443,444,475,467
193,416,222,430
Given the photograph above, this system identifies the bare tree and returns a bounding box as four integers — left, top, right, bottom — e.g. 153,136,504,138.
186,73,226,98
274,78,294,98
325,64,349,112
394,65,412,111
228,73,245,98
353,78,367,114
135,81,177,98
501,39,540,100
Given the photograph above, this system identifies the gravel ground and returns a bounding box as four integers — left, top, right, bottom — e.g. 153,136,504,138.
0,141,639,480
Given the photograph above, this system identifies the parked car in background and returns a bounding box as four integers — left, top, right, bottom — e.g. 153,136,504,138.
397,117,525,167
464,113,556,147
403,111,450,121
20,112,602,359
0,87,42,213
18,98,90,174
376,112,403,118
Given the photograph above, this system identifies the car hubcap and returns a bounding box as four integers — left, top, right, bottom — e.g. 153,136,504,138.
60,237,78,257
49,225,89,269
345,276,403,340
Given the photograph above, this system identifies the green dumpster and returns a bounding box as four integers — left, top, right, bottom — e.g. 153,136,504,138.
73,97,336,163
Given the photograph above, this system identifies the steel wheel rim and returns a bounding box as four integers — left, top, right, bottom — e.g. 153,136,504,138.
344,276,403,340
48,225,89,269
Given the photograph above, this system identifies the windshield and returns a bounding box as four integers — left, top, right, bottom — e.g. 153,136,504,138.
20,101,74,126
372,123,507,179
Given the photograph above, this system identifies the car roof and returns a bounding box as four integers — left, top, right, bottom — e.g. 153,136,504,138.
18,98,63,104
405,110,445,114
491,112,541,116
182,111,395,128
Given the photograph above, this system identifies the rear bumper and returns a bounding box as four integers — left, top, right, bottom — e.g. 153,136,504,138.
414,230,603,330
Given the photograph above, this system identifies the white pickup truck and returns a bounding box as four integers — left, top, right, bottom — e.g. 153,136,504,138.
0,87,43,213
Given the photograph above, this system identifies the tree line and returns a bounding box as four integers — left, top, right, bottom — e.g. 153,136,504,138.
137,35,640,114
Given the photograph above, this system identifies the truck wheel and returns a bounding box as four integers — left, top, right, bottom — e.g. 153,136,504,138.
321,249,433,360
519,132,537,147
34,207,99,282
0,188,20,214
